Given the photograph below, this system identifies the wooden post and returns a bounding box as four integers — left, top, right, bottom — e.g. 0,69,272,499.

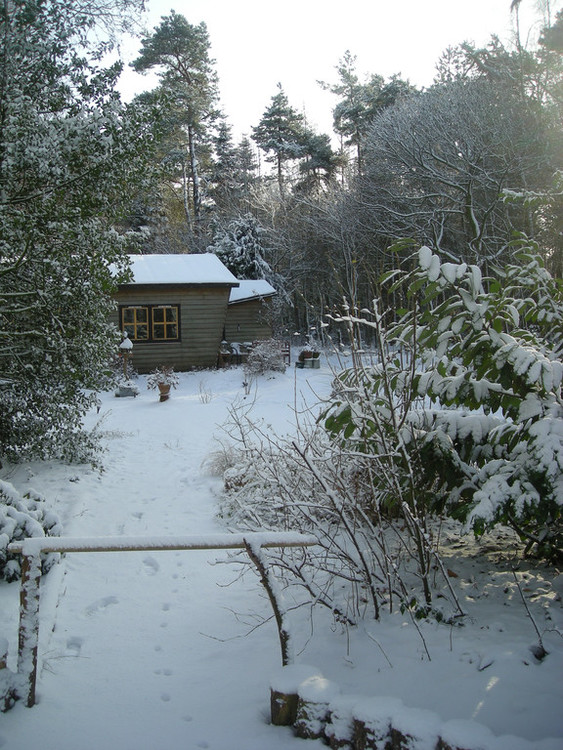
119,333,133,379
17,552,42,708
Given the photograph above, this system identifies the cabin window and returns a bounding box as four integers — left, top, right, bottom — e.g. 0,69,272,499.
152,305,178,340
120,305,180,342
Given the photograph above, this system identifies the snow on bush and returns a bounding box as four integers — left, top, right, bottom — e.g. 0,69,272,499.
0,480,62,582
327,240,562,560
217,397,463,629
217,240,560,643
244,339,287,378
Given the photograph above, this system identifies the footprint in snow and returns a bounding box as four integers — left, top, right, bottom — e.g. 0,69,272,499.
143,556,160,575
84,596,118,616
66,636,84,656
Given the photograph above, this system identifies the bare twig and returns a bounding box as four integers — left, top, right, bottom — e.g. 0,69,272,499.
512,569,548,660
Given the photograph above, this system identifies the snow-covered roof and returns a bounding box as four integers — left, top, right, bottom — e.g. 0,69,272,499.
122,254,239,287
229,279,276,304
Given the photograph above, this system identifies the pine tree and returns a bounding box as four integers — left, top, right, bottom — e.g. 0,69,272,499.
234,136,259,207
132,12,219,233
320,51,416,175
251,84,307,193
210,119,241,212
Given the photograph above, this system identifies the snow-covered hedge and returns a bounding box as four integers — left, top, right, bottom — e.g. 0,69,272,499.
0,480,62,582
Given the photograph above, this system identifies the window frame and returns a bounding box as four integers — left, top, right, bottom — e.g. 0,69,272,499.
119,304,181,343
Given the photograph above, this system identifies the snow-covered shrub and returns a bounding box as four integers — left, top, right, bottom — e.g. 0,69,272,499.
244,339,287,378
0,481,62,582
217,398,463,627
0,382,107,468
326,240,562,560
146,366,179,390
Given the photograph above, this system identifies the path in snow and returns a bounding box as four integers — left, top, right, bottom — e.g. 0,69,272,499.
1,369,329,750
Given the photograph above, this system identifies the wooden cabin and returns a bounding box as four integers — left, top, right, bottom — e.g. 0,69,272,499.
111,254,239,373
224,279,277,346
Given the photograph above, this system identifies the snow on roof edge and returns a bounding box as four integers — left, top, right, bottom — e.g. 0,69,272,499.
117,253,240,287
229,279,276,304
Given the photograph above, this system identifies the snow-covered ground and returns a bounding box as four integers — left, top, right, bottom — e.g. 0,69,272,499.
0,359,562,750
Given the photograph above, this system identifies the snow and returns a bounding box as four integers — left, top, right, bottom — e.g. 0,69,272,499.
269,664,323,694
297,675,341,704
229,279,276,304
120,253,240,286
12,531,316,556
0,359,562,750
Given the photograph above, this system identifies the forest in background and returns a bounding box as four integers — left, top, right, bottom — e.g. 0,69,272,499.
125,2,562,337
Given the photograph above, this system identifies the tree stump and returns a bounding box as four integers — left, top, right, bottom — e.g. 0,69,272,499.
352,697,404,750
324,695,361,749
294,674,341,740
269,664,323,726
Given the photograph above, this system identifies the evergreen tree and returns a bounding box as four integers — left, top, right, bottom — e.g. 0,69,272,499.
234,135,259,206
297,130,344,191
0,0,157,465
251,84,307,193
208,215,272,280
210,118,241,212
320,51,418,176
540,8,563,52
132,12,219,233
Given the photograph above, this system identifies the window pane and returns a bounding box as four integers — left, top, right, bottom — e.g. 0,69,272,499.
123,308,134,324
153,308,164,323
166,308,178,322
137,325,149,340
167,324,178,339
124,324,135,338
137,308,148,323
153,324,164,339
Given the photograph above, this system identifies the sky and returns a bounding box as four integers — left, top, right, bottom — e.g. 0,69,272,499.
118,0,556,140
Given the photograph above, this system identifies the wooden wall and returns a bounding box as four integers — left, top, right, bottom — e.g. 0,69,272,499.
111,284,231,373
224,299,273,345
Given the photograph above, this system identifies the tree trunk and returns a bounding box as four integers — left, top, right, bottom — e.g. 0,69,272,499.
188,125,201,228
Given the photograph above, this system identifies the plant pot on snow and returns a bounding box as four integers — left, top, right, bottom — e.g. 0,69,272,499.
146,366,179,402
157,382,171,402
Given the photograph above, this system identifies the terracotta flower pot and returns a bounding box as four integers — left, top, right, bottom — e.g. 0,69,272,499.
157,383,171,402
